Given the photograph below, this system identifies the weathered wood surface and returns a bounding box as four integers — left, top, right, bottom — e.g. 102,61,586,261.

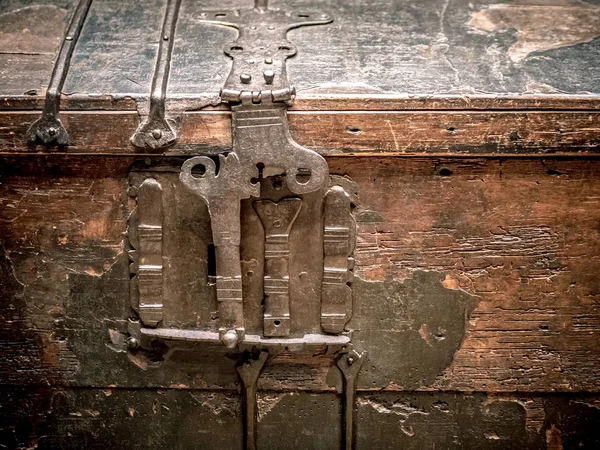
0,0,600,118
2,0,599,156
1,156,599,393
2,387,599,449
1,110,599,155
2,0,600,107
1,0,599,447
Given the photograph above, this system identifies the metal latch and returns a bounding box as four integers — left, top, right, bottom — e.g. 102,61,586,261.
127,1,365,448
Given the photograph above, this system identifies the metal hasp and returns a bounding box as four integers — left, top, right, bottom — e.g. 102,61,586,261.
125,4,367,448
322,185,357,333
131,0,181,150
337,350,367,450
180,0,332,348
196,0,332,104
26,0,92,145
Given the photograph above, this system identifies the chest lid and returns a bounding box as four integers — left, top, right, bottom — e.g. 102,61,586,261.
1,0,599,155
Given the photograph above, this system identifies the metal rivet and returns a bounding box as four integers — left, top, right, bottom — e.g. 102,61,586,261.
347,356,354,365
263,70,275,84
222,330,239,349
144,158,152,166
163,35,169,41
128,186,139,197
250,26,257,30
47,127,57,136
200,12,207,17
127,337,139,349
273,219,281,228
267,25,275,30
152,129,162,139
240,73,252,84
320,14,329,19
65,36,73,41
264,58,273,64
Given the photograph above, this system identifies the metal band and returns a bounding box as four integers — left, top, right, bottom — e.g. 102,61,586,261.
26,0,92,145
131,0,182,150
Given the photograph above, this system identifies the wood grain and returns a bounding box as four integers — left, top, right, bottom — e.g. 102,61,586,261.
1,110,599,155
1,156,600,393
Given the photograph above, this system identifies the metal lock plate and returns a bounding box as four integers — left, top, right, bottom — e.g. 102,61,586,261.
126,2,366,448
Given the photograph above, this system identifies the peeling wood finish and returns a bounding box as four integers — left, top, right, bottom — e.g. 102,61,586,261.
2,388,600,449
468,0,600,63
1,0,599,447
1,156,600,394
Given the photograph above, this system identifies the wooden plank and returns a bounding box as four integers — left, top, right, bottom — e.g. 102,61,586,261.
164,0,600,101
1,110,599,155
0,1,77,97
4,93,600,112
0,387,243,449
355,392,600,449
1,156,600,392
2,0,599,112
2,388,599,449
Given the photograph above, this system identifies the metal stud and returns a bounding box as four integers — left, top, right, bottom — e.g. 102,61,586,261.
263,70,275,84
240,73,252,84
152,129,162,139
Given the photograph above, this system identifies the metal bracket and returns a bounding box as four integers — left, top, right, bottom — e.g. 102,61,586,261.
26,0,92,146
197,0,332,104
322,183,357,333
128,178,164,327
131,0,181,150
238,351,269,450
337,350,367,450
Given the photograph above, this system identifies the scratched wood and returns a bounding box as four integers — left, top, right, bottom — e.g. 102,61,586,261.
1,156,599,394
1,0,599,111
5,387,598,449
1,0,599,448
1,110,599,155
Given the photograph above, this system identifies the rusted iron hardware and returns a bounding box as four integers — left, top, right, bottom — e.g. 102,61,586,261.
126,3,367,448
238,351,268,450
196,0,332,104
337,350,367,450
322,185,357,334
26,0,92,145
177,0,332,348
127,178,164,326
131,0,181,150
253,198,301,337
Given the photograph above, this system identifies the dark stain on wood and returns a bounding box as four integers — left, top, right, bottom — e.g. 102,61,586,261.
348,271,479,390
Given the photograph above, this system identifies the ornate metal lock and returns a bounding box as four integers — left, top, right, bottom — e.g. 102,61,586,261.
126,1,366,449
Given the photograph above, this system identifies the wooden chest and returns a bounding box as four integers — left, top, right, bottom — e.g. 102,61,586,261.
1,0,600,448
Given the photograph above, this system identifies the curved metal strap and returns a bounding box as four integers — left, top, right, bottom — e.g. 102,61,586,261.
26,0,92,145
131,0,182,150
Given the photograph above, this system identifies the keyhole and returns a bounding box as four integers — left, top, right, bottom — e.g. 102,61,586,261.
191,164,206,178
